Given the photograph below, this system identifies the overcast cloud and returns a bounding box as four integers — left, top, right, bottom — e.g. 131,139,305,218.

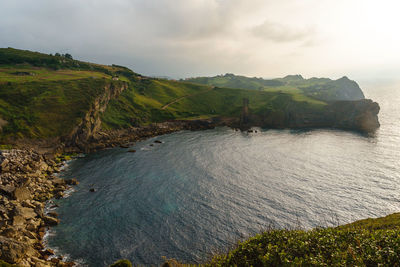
1,0,399,80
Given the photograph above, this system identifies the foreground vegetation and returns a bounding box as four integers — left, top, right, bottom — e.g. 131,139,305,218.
207,213,400,266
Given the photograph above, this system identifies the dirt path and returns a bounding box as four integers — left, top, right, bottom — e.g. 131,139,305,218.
161,86,214,110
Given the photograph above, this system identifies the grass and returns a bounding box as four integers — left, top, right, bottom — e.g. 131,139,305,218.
207,214,400,266
185,73,364,102
0,77,125,139
263,85,326,106
0,66,110,83
0,47,329,141
101,79,326,130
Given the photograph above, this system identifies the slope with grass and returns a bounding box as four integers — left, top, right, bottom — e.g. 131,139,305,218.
184,73,365,102
207,213,400,266
0,48,379,149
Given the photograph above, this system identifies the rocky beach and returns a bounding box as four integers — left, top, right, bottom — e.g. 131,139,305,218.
0,149,74,266
0,120,219,266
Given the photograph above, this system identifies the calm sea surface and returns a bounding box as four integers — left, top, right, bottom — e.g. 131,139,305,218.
47,81,400,266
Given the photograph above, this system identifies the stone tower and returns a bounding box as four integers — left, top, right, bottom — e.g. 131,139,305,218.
240,98,249,126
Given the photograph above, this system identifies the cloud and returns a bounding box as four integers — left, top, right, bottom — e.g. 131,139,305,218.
251,20,315,43
0,0,399,79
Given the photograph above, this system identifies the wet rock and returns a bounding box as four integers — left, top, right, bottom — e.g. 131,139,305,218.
65,178,79,185
127,149,136,153
154,140,162,143
43,216,59,226
89,188,96,192
47,212,58,218
40,249,55,260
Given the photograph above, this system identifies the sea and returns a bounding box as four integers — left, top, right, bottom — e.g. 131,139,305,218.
46,80,400,266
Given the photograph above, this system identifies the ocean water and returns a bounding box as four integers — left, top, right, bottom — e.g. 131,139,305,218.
47,81,400,266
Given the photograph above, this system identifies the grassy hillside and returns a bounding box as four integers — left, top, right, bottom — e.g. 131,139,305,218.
101,79,325,129
208,213,400,266
184,73,365,102
0,48,132,140
0,48,329,141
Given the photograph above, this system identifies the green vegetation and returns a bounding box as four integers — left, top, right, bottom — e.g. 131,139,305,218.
185,73,365,102
109,259,132,267
0,47,360,142
0,77,124,139
208,214,400,266
0,47,109,73
101,80,325,129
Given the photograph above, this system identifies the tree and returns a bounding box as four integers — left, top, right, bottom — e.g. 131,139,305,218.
64,53,73,60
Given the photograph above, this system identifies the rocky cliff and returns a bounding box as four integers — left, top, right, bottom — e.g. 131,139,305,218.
241,99,380,133
65,81,128,151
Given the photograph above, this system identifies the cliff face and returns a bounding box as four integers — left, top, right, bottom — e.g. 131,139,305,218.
249,99,380,133
327,99,380,132
65,82,128,150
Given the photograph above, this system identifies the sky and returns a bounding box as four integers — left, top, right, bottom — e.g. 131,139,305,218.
1,0,399,80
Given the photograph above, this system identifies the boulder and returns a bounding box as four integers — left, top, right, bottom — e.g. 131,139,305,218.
43,216,59,226
0,236,29,264
0,185,15,197
65,178,79,185
13,187,31,201
14,206,37,220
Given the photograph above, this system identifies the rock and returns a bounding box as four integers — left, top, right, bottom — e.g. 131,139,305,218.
12,215,26,226
154,140,162,143
13,187,31,201
149,144,154,147
14,206,37,220
65,178,79,185
40,249,54,260
0,185,15,197
127,149,136,153
120,144,130,148
0,236,29,264
50,257,60,264
51,177,65,186
89,188,96,192
55,192,64,199
43,216,59,226
47,212,58,218
0,158,10,172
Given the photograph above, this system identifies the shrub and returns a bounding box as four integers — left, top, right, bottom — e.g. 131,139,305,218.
109,259,132,267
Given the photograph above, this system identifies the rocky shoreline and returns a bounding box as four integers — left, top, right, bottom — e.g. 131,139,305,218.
0,149,75,266
0,110,381,266
0,120,220,266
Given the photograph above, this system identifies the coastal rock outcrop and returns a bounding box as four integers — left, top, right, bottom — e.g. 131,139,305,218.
245,98,380,133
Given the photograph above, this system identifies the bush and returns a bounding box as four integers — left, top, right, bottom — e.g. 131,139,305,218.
109,259,132,267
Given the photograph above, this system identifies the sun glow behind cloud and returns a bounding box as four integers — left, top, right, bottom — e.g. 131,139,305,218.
0,0,399,80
